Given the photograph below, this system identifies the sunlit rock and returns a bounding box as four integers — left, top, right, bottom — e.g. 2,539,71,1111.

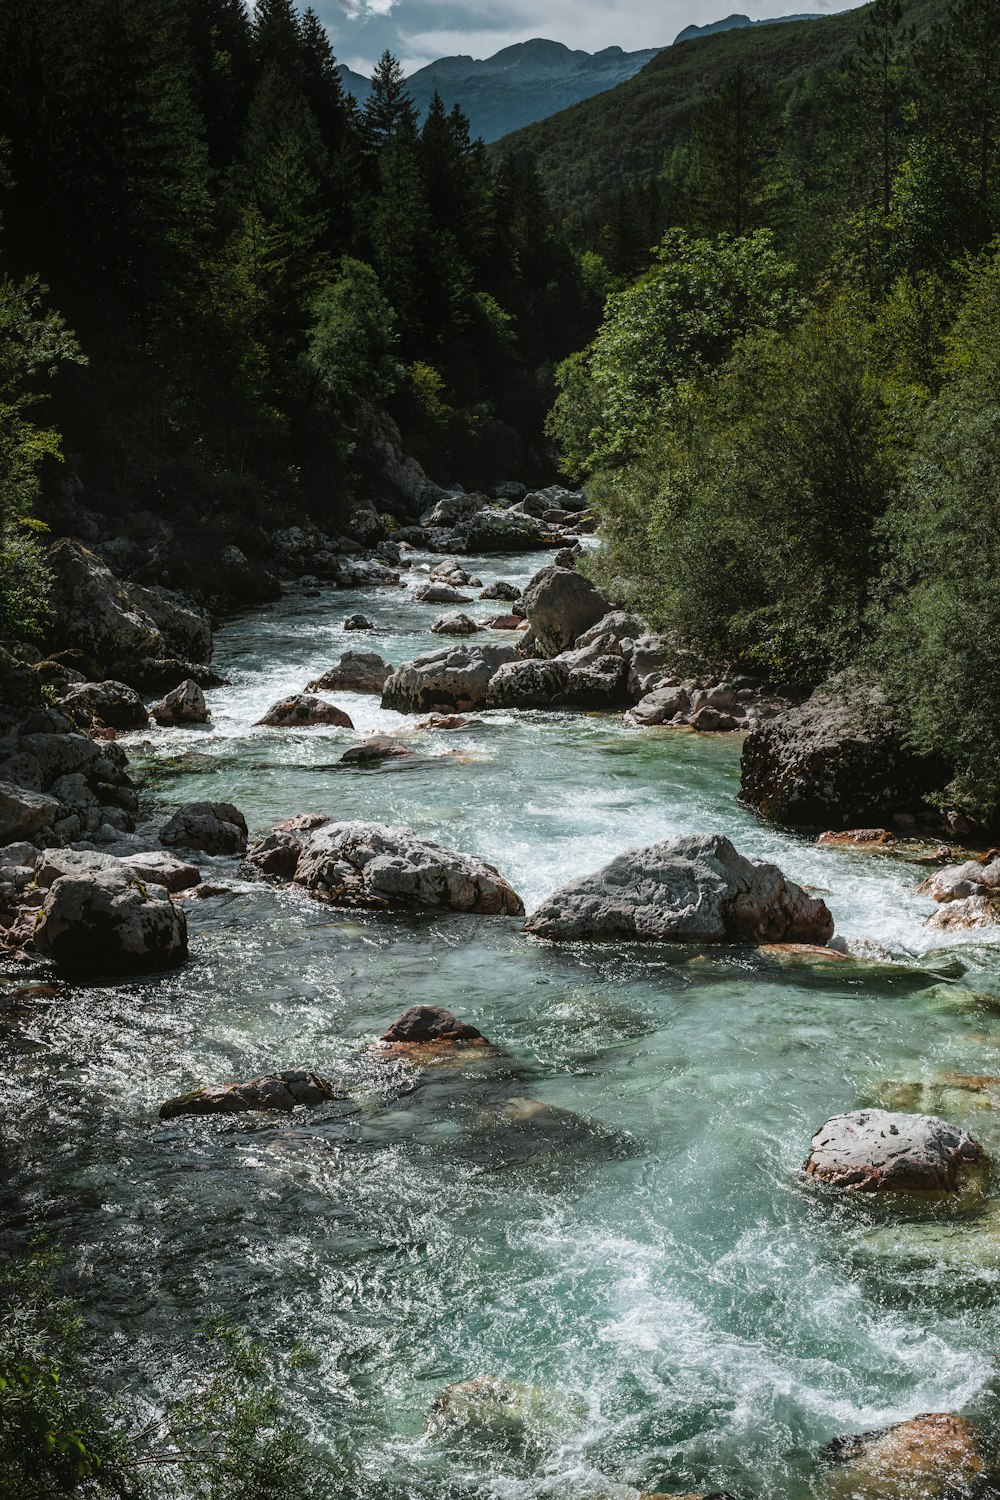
431,611,480,635
426,1375,567,1452
413,582,472,604
804,1109,984,1194
525,834,833,945
150,678,209,726
817,1413,989,1499
522,565,611,655
292,821,524,914
382,644,519,713
338,736,414,764
34,864,187,973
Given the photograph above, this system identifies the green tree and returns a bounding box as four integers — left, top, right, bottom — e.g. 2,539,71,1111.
689,65,779,234
305,257,399,449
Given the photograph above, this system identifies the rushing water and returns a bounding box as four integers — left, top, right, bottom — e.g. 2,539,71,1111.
6,548,1000,1498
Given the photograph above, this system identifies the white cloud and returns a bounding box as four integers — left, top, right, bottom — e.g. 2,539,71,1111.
336,0,397,19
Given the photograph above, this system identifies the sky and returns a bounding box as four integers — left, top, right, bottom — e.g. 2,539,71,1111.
315,0,867,76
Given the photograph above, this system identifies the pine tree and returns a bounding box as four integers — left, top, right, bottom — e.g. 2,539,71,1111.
690,66,778,234
362,51,416,154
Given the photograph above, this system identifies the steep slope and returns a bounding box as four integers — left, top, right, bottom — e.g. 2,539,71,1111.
496,0,943,214
338,39,664,141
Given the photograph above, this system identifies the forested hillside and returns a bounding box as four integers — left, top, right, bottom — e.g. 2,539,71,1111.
546,0,1000,820
0,0,590,620
498,0,942,233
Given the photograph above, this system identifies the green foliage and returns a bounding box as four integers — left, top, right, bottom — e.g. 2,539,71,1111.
876,246,1000,817
306,257,400,446
0,1243,334,1500
585,297,907,681
0,275,83,637
547,228,799,477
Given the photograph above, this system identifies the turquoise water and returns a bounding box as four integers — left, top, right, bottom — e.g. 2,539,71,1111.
5,549,1000,1498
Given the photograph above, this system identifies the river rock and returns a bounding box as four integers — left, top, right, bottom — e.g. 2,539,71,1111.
804,1109,983,1193
924,896,1000,931
431,611,480,636
305,651,392,694
124,582,213,665
487,659,568,708
382,645,519,713
483,614,524,631
453,509,558,552
256,694,353,729
292,821,524,914
628,686,690,726
159,1068,340,1120
150,679,209,726
522,566,612,656
524,833,834,945
818,1413,988,1499
127,657,225,693
45,538,166,676
339,736,414,764
0,781,59,844
430,558,479,587
343,613,374,631
335,558,402,589
479,581,521,602
562,654,630,707
740,679,939,831
161,801,248,856
215,545,282,608
427,1376,563,1451
33,865,187,973
377,1005,489,1048
413,714,467,730
413,582,472,605
920,855,1000,904
60,680,149,731
420,492,483,528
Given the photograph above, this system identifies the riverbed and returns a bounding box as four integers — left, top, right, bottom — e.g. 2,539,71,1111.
5,547,1000,1498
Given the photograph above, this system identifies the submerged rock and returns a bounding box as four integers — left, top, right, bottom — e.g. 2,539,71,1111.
159,1069,341,1119
34,865,187,973
804,1109,984,1194
524,834,833,945
522,566,611,656
818,1413,989,1499
150,679,209,726
382,645,519,713
339,736,414,764
292,821,524,915
305,651,391,694
256,694,353,729
161,801,248,856
413,714,468,730
427,1376,564,1451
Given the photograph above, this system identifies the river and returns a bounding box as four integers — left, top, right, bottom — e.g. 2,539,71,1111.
5,545,1000,1499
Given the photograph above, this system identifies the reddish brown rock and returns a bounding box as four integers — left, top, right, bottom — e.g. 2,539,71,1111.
819,1412,988,1499
159,1068,341,1119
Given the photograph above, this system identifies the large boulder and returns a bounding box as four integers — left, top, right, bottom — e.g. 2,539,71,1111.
486,658,568,709
919,854,1000,905
740,680,939,831
562,654,630,707
45,538,164,673
479,581,521,602
453,509,559,552
123,583,212,665
0,646,45,730
150,679,209,726
291,821,524,915
818,1414,989,1500
382,645,519,713
522,567,612,656
524,833,833,945
305,652,391,694
628,685,690,727
0,781,59,844
60,680,148,730
33,865,188,973
420,492,482,528
256,694,353,729
161,801,247,856
804,1110,983,1193
159,1069,340,1119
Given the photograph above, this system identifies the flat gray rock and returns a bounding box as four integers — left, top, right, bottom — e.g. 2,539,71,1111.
804,1109,983,1193
524,833,833,945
